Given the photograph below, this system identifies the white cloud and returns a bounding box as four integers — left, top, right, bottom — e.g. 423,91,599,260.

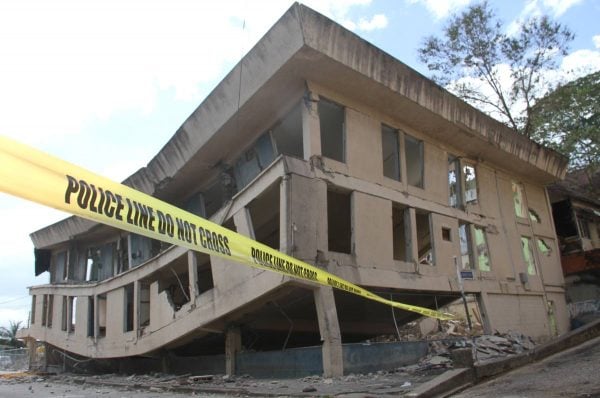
516,0,583,20
406,0,472,20
541,0,583,17
342,13,388,32
593,35,600,49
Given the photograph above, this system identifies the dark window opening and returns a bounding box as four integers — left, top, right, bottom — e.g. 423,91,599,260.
248,184,280,250
328,189,352,254
98,294,107,337
87,297,94,337
124,284,134,332
47,294,54,328
196,252,215,295
41,295,48,326
442,227,452,242
405,134,424,188
272,102,303,158
392,206,409,261
382,125,400,181
578,216,591,239
31,295,36,325
61,296,68,331
319,98,345,162
416,211,433,265
139,283,151,329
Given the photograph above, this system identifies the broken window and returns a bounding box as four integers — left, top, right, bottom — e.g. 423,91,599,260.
248,184,280,250
272,102,303,158
512,182,526,218
463,164,477,204
124,284,134,332
382,125,400,181
392,206,409,261
416,211,433,265
31,295,36,325
159,264,191,312
448,156,462,208
86,243,116,282
521,236,537,275
327,189,352,254
129,234,154,268
537,238,552,256
474,226,490,272
529,208,541,223
47,294,54,328
405,134,424,188
87,297,94,337
459,223,473,270
195,252,215,295
234,133,276,191
69,297,77,333
61,296,68,331
448,156,478,207
319,98,345,162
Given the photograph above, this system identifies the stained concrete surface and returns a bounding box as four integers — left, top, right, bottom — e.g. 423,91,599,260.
452,335,600,398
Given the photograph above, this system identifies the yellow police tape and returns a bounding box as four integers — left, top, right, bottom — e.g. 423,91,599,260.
0,135,453,320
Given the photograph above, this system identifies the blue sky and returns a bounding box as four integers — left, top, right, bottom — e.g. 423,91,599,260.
1,0,599,328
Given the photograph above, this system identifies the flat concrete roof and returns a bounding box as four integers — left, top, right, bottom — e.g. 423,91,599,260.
31,3,568,249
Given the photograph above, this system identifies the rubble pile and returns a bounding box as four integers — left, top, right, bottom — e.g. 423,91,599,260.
472,331,536,361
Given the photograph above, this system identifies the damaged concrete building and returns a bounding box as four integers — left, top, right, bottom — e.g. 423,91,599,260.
19,3,571,377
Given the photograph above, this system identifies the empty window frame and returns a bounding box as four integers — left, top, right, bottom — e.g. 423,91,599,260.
577,216,591,239
87,297,94,337
416,211,433,265
327,189,352,254
529,208,541,223
459,223,491,271
139,282,151,329
248,184,280,250
271,102,303,159
31,295,36,325
47,294,54,328
382,125,401,181
448,156,478,208
392,206,409,261
521,236,537,275
536,238,552,256
61,296,68,331
195,252,215,295
405,134,424,188
512,182,527,218
319,98,345,162
124,284,134,332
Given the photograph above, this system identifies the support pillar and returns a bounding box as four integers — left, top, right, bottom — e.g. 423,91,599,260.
225,325,241,376
314,286,343,377
187,251,199,301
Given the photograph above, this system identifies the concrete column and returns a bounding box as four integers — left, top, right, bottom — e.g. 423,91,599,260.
233,208,256,239
187,251,199,300
314,286,343,377
302,90,321,160
225,325,242,376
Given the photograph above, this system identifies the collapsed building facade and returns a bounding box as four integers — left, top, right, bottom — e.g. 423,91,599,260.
19,4,571,377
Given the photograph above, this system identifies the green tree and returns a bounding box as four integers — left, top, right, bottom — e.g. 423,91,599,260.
418,1,573,137
0,320,23,348
530,71,600,185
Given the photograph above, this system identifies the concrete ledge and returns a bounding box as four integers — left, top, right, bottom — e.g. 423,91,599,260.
405,368,474,398
475,318,600,379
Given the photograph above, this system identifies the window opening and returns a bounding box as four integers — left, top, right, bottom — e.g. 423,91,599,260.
512,182,526,218
405,134,424,188
196,252,215,294
577,216,591,238
98,294,107,337
47,295,54,328
31,295,36,325
69,297,77,333
529,208,541,223
537,238,552,256
392,206,409,261
129,234,154,268
87,297,94,337
51,251,67,283
382,125,400,181
234,132,276,191
319,98,345,162
459,223,473,270
139,282,151,329
474,226,490,271
61,296,68,331
42,295,48,326
124,284,134,332
442,227,452,242
327,189,352,254
248,184,280,250
521,236,537,275
271,102,303,158
416,211,433,265
448,156,462,208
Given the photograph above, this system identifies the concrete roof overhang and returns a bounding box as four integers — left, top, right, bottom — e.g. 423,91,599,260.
30,3,568,249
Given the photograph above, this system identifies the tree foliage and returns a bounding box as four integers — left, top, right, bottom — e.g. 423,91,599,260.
0,320,23,347
530,70,600,178
418,1,574,137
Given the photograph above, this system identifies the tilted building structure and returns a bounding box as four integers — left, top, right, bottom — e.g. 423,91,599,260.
20,3,570,376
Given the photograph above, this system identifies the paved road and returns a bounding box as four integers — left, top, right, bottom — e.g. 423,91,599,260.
453,336,600,398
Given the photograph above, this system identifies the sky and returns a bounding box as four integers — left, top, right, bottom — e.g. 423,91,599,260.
1,0,599,329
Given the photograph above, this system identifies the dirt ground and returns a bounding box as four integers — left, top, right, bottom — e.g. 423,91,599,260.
453,336,600,398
